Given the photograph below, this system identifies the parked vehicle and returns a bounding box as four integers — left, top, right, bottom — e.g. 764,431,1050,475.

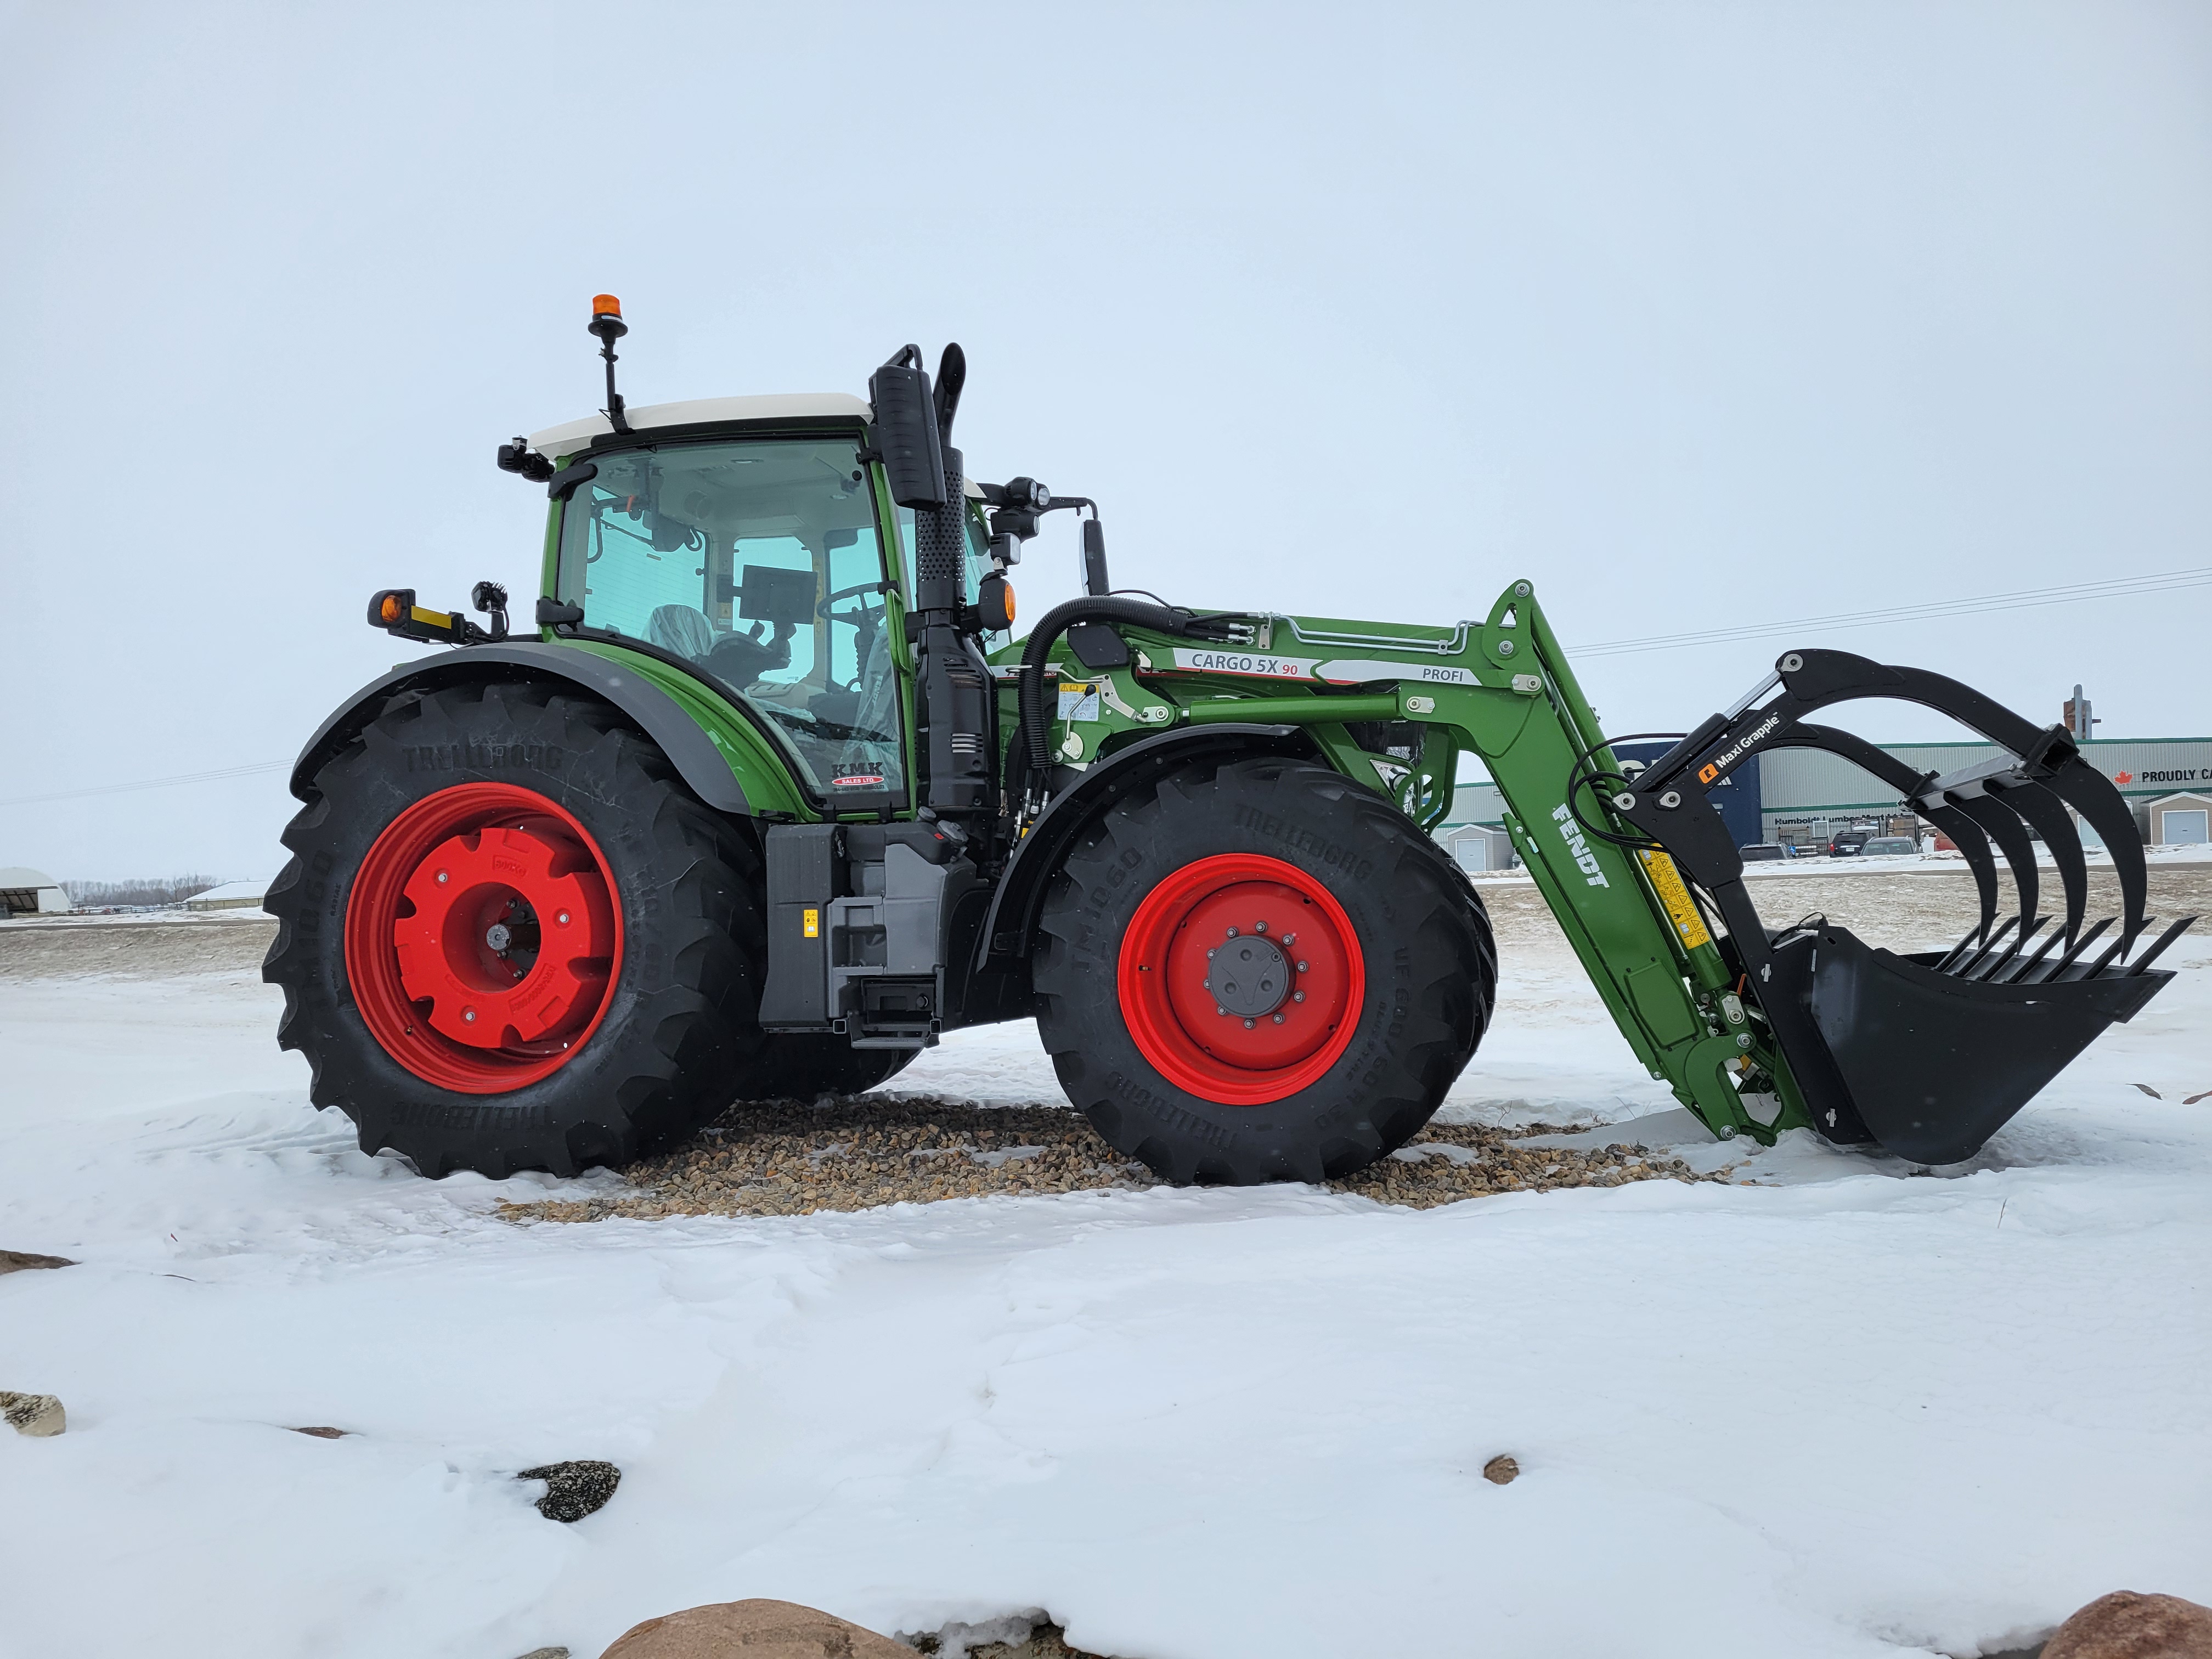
1860,837,1920,857
1740,844,1797,862
264,299,2191,1180
1827,830,1874,856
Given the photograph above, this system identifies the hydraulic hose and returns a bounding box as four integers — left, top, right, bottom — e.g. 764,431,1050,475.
1015,597,1240,796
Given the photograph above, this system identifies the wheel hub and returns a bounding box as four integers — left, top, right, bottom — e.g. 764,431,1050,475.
344,782,624,1093
392,822,614,1050
1206,931,1291,1018
1116,853,1365,1105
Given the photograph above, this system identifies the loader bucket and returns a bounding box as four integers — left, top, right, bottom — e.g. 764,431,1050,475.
1613,648,2193,1164
1763,920,2176,1164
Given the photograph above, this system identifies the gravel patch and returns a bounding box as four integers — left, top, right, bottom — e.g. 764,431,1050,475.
500,1097,1729,1224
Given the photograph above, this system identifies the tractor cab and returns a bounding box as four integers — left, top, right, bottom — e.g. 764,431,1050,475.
540,420,907,805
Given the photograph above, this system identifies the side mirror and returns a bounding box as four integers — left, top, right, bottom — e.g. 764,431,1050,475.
1081,517,1111,597
867,349,947,510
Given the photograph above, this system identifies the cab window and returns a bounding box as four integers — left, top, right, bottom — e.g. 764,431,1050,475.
556,438,905,804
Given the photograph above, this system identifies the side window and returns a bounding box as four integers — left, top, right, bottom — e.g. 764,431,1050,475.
556,437,907,806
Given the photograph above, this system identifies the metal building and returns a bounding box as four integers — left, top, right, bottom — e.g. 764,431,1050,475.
1758,738,2212,848
0,867,70,916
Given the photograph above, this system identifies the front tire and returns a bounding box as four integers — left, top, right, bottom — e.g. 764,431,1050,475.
264,681,763,1177
1034,757,1496,1184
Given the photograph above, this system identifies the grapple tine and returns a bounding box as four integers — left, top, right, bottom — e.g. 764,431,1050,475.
2024,915,2113,984
2045,757,2152,945
1775,724,2001,947
1953,913,2022,980
1995,917,2070,984
1971,916,2047,981
2069,921,2149,982
1948,793,2039,943
2123,916,2196,978
1929,808,2001,950
1985,779,2088,949
1934,920,1987,974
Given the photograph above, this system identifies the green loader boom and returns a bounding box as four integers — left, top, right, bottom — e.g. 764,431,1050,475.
267,304,2185,1184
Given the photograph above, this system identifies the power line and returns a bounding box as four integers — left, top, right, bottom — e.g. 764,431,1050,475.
0,759,290,809
1567,566,2212,658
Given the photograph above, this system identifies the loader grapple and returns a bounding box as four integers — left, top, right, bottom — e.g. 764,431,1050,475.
1615,648,2192,1165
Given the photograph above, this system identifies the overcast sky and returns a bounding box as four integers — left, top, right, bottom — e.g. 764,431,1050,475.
3,1,2207,881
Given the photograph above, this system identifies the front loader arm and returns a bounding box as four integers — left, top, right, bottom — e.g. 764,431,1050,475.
1423,583,1790,1143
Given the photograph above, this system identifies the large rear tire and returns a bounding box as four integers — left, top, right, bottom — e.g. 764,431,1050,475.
264,681,763,1177
1033,757,1495,1184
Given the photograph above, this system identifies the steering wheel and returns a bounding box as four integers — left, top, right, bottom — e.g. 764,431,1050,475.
817,580,894,623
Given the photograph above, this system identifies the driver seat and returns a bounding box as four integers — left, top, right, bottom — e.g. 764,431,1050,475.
646,604,716,661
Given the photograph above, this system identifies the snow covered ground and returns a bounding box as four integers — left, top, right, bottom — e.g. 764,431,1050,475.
3,907,2209,1659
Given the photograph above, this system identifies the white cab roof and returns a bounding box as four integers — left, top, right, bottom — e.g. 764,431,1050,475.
528,393,872,461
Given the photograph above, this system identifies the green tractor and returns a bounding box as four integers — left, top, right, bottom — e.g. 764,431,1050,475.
265,298,2190,1184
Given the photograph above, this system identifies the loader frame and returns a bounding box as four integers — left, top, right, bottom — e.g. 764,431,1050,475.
985,579,1791,1145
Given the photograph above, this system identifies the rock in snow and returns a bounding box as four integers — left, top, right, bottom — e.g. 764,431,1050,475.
1,1391,66,1437
1482,1454,1520,1485
0,1250,75,1273
517,1460,621,1522
600,1599,913,1657
2043,1590,2212,1658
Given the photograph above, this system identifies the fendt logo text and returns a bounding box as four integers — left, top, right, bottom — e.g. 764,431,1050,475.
1551,803,1610,888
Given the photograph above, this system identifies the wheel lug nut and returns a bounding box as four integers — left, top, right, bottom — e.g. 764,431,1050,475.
1282,933,1295,946
1206,947,1216,957
1271,1013,1284,1024
461,1007,477,1023
1226,927,1239,938
1243,1018,1256,1029
1216,1006,1227,1017
1296,961,1309,973
556,911,570,926
436,870,449,884
1254,921,1267,933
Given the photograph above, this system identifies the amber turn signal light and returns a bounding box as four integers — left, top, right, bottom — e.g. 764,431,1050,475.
977,575,1016,633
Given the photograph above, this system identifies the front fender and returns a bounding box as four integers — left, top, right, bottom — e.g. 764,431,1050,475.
975,723,1322,969
290,641,761,815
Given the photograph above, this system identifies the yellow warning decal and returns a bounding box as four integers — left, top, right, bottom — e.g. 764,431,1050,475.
1636,850,1712,950
409,605,454,631
802,907,820,939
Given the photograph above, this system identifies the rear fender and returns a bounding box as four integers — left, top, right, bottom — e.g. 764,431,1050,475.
290,641,774,815
975,723,1323,970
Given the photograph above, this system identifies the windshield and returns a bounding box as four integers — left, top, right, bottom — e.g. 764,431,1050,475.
555,437,905,804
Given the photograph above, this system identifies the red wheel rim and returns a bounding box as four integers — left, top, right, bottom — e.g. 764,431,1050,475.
1117,853,1365,1105
343,783,624,1093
